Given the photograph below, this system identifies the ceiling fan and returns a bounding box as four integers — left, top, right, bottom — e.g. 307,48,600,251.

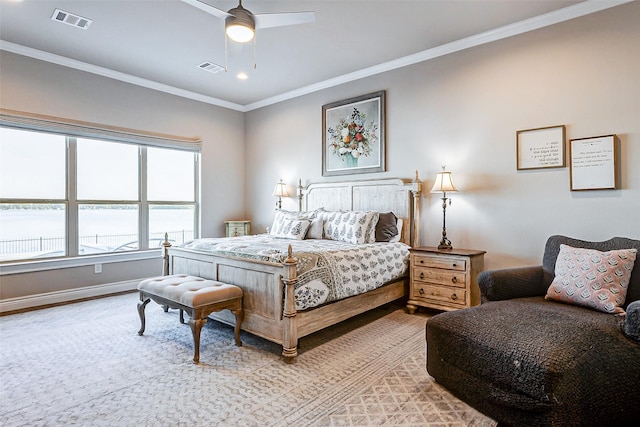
182,0,316,43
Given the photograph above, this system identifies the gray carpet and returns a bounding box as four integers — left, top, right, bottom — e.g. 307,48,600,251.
0,293,496,426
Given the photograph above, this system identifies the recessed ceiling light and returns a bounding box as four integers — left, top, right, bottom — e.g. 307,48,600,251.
237,72,248,80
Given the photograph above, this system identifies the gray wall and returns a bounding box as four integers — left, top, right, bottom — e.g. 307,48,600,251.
0,52,245,301
244,3,640,270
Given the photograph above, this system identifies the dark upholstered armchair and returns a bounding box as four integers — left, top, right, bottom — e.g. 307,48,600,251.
426,235,640,426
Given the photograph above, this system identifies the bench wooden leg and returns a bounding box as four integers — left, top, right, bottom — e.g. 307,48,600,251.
188,317,207,363
231,306,243,347
137,295,151,336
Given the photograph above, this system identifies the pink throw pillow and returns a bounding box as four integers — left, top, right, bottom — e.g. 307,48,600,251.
545,244,637,314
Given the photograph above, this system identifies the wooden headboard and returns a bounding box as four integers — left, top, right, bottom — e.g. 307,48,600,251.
299,177,422,246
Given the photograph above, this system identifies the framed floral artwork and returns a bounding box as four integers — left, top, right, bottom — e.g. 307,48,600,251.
322,91,386,176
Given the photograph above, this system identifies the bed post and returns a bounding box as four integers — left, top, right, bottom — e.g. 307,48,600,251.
282,244,298,363
163,232,172,276
297,178,304,212
409,171,422,247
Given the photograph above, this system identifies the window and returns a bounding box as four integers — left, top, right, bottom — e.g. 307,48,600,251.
0,128,68,260
0,128,66,199
0,115,200,263
147,147,196,248
77,138,139,201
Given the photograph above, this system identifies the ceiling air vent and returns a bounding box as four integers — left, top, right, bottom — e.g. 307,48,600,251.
51,9,92,30
198,62,225,74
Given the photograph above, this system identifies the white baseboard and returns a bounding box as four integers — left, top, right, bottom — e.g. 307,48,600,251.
0,280,140,313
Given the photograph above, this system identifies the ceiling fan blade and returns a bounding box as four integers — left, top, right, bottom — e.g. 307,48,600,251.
181,0,231,20
254,11,316,29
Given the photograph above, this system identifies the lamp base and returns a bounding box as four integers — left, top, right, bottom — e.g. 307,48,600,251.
437,237,452,250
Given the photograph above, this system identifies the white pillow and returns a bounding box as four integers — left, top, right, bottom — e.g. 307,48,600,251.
269,209,320,237
323,211,379,244
305,217,324,239
270,218,311,240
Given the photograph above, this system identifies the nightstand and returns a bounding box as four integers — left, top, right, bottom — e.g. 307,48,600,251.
407,246,485,313
225,220,251,237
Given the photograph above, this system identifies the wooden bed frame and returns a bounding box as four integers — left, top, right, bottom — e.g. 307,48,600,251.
163,176,422,362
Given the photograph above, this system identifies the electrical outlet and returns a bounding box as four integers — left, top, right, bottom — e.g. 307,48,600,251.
94,263,102,274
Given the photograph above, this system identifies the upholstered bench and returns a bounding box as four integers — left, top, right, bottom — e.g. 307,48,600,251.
137,274,244,363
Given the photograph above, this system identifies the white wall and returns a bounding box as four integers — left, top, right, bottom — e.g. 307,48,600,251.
245,2,640,270
0,52,245,301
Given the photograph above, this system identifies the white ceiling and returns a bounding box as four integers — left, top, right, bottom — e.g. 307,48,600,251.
0,1,629,111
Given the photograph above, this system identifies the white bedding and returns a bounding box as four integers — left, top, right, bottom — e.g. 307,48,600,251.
181,235,410,310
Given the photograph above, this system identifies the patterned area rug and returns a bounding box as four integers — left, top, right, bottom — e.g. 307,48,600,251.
0,293,496,426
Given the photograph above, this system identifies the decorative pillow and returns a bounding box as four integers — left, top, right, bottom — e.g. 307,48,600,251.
269,209,320,236
270,218,311,240
375,212,398,242
389,219,403,243
305,217,324,239
545,244,637,314
323,211,379,245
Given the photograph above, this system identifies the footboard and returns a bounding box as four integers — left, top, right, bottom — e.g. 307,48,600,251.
165,243,300,361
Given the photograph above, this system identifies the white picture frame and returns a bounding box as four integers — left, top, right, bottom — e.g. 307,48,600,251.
570,135,618,191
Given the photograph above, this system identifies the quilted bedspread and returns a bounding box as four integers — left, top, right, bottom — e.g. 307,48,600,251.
181,235,410,310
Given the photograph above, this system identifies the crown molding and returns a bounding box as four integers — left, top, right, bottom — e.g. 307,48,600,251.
0,40,245,112
1,0,632,113
244,0,633,111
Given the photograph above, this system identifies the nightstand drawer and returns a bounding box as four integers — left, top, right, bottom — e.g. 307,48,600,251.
412,283,466,307
413,267,466,288
413,255,466,271
227,225,246,236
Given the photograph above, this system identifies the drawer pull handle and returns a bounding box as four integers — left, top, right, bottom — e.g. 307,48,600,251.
419,288,425,295
452,276,458,283
419,259,424,264
419,272,425,279
452,263,457,267
451,293,458,300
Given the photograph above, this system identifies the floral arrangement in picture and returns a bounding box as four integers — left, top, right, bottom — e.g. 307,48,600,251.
327,108,378,167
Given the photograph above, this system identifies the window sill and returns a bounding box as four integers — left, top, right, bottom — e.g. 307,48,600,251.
0,250,162,275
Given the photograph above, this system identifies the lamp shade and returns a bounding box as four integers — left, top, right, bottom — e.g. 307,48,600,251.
272,180,289,198
430,171,458,193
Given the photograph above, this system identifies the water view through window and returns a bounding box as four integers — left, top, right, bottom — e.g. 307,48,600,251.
0,204,194,261
0,126,198,262
0,204,66,260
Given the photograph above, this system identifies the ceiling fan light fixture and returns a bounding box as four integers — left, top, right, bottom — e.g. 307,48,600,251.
225,6,255,43
226,22,254,42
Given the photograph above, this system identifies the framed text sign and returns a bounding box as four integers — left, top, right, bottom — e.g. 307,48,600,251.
570,135,618,191
516,125,566,170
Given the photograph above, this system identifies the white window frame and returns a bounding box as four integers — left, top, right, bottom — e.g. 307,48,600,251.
0,109,201,272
